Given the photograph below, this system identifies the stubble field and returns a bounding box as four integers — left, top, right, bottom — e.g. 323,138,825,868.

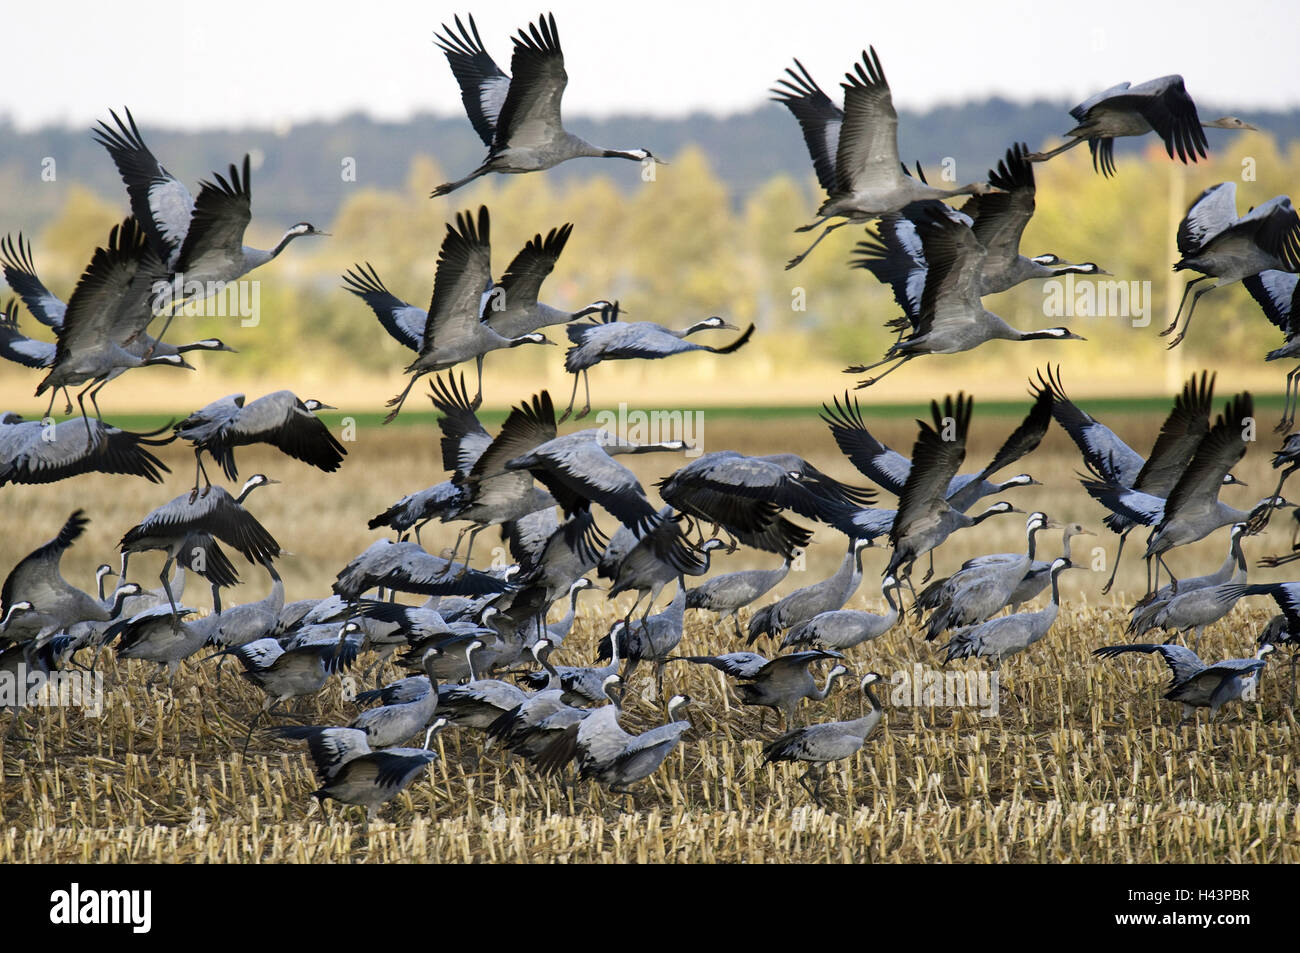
2,406,1298,862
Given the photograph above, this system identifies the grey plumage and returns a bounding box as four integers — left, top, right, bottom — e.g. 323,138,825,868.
1093,641,1273,721
763,673,886,804
430,13,659,197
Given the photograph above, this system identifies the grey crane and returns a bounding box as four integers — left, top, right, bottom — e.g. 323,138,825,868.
1242,271,1300,432
1257,614,1299,703
658,450,874,556
0,511,136,645
0,293,231,376
884,393,1022,584
916,512,1054,641
1142,579,1252,653
782,575,901,651
485,640,589,759
1007,521,1095,611
852,144,1106,300
1045,366,1243,593
823,386,1049,515
435,375,557,570
203,563,286,649
138,154,327,347
762,672,886,805
275,721,445,822
482,224,613,337
1027,75,1256,177
1140,393,1271,592
481,389,698,573
224,625,360,750
537,678,692,795
772,51,998,269
673,649,849,728
33,218,193,432
94,108,325,283
1161,182,1300,348
747,537,871,644
846,203,1084,388
430,13,660,197
368,481,464,546
331,539,508,604
506,509,606,615
382,207,551,421
942,558,1074,664
561,310,754,421
686,553,792,638
367,373,493,544
517,620,623,705
435,638,529,729
343,232,610,349
0,234,235,369
1093,642,1273,722
1251,432,1300,531
107,604,219,684
0,412,171,487
349,649,441,748
1129,523,1247,638
598,581,688,696
604,516,718,623
1226,581,1300,700
119,474,280,617
175,391,345,500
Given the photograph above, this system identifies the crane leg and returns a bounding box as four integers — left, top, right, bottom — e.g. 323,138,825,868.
457,526,484,576
850,355,913,389
1160,275,1208,338
1164,284,1215,349
1026,137,1085,162
558,372,581,423
159,555,182,626
1278,366,1300,434
575,370,592,421
1101,530,1129,595
1158,555,1179,595
75,382,97,445
440,526,470,572
786,220,846,271
921,551,936,584
383,370,425,425
472,356,484,411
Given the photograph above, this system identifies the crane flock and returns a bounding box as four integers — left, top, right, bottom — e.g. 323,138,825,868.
2,10,1300,821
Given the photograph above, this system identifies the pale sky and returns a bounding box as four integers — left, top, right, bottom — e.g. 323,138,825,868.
8,0,1299,131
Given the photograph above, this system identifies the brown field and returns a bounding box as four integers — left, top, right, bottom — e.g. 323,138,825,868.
2,411,1298,863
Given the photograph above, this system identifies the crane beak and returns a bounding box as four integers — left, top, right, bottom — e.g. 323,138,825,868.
315,402,337,411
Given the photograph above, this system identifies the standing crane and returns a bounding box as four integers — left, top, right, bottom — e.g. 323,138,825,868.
762,672,886,805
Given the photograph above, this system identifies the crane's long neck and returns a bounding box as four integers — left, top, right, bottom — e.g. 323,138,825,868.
107,587,135,618
1026,526,1040,561
812,670,842,701
881,583,899,621
264,564,285,611
465,643,480,683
